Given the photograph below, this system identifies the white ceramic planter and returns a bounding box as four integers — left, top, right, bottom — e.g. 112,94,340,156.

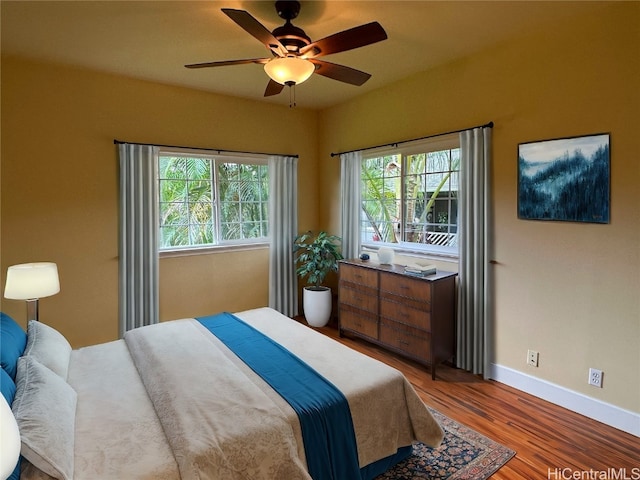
303,286,332,327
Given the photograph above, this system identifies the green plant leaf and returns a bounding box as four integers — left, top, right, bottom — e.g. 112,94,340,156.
293,230,343,288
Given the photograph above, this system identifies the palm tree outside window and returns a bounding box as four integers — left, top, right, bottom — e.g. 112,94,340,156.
158,150,269,251
360,134,460,256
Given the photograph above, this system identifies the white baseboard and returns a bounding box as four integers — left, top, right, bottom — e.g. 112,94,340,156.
489,363,640,437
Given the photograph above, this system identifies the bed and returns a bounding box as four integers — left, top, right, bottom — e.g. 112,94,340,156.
0,307,444,480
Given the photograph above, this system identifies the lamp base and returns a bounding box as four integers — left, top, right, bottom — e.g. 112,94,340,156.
26,299,40,322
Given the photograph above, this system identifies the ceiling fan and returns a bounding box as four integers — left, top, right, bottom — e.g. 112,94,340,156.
185,0,388,98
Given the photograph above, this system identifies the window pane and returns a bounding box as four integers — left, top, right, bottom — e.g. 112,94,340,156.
159,153,269,250
159,157,187,180
449,171,460,195
160,225,189,247
403,222,425,243
432,199,451,230
160,201,188,225
190,222,214,245
220,219,267,241
159,155,215,249
242,221,262,239
217,162,269,242
220,201,240,221
220,163,239,181
190,201,212,224
160,179,187,201
189,158,210,178
426,150,451,173
361,145,460,252
187,180,211,202
361,154,402,243
221,222,240,241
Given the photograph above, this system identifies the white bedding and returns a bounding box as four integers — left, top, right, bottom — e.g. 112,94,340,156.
20,307,443,480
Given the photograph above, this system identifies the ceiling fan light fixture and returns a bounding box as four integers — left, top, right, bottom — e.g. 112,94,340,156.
264,57,315,86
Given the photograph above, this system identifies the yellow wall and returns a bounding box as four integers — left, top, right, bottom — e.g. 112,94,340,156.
319,3,639,413
1,56,319,347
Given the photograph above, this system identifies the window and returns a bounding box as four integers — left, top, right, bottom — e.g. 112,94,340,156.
158,150,269,251
360,134,460,255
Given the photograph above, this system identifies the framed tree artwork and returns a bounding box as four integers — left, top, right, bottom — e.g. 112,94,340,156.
518,133,610,223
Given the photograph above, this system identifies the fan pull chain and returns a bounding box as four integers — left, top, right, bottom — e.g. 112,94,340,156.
287,82,296,108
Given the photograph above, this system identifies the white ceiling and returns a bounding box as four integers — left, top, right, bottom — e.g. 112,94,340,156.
1,1,609,110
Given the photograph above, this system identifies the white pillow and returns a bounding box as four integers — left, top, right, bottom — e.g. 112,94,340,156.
12,356,76,480
24,321,71,380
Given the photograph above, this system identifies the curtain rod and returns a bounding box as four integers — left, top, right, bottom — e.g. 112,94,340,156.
329,121,493,157
113,139,299,158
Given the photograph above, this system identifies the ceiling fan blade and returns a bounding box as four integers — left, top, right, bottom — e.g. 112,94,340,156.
185,58,269,69
310,59,371,86
222,8,288,57
300,22,387,58
264,79,285,97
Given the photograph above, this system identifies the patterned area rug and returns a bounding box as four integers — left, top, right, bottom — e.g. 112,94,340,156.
377,408,515,480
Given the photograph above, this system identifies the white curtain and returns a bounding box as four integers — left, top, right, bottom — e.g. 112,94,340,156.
456,126,492,377
118,143,160,337
340,151,362,260
268,155,298,317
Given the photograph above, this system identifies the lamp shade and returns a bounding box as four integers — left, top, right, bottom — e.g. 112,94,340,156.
4,262,60,300
0,395,20,479
264,57,315,85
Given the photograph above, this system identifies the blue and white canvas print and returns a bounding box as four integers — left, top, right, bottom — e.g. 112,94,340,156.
518,133,610,223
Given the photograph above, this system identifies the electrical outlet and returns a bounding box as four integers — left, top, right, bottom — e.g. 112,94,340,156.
589,368,603,388
527,350,539,367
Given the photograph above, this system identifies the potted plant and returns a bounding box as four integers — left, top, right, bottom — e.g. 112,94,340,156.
293,231,343,327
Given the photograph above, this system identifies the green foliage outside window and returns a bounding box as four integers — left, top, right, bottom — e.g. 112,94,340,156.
361,147,460,248
159,154,268,250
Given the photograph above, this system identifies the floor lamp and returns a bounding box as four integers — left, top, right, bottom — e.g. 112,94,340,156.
3,262,60,322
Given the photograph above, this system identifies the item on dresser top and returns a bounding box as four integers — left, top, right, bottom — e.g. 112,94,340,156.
404,264,437,276
377,247,395,265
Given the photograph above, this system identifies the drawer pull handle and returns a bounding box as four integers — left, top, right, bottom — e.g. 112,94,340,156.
399,340,410,346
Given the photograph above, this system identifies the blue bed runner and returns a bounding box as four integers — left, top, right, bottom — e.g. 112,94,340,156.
197,312,361,480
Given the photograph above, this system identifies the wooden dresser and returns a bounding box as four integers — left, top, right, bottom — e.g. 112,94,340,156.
338,259,457,380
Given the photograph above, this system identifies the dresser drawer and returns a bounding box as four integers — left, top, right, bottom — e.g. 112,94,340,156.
340,307,378,339
380,273,430,303
340,285,378,314
380,321,431,362
338,260,456,380
380,298,430,331
340,263,379,289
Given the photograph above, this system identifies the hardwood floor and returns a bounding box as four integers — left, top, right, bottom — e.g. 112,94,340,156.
313,323,640,479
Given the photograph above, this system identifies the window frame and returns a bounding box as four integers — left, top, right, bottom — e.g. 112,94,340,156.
360,133,461,259
158,147,270,255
